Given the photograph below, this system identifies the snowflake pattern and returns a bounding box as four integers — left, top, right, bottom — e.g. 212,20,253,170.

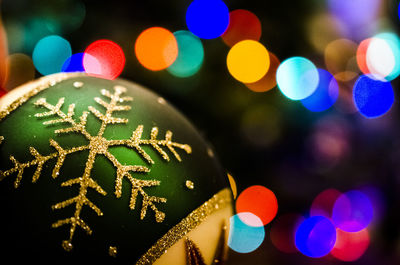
0,85,192,251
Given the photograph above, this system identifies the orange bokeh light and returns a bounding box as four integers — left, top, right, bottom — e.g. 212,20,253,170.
245,52,280,92
135,27,178,71
236,185,278,226
356,38,372,75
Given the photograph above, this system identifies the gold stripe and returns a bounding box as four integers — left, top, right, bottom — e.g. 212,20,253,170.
136,188,232,265
0,73,85,122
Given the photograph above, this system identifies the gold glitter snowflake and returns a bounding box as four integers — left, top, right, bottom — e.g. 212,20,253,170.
0,85,192,251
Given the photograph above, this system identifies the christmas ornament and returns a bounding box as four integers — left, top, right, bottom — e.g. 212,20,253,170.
0,72,233,265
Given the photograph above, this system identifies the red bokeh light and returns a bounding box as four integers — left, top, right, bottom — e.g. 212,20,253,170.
270,213,304,253
331,228,370,261
236,185,278,226
310,188,342,219
356,38,372,75
83,39,125,80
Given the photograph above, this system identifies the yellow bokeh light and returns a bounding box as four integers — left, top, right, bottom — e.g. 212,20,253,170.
227,40,270,83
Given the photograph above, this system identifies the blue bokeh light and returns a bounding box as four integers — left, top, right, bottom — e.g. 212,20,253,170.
186,0,230,39
228,213,265,253
353,75,394,118
301,69,339,112
295,216,337,258
332,190,374,232
32,35,72,76
62,53,85,72
167,30,204,78
276,57,319,100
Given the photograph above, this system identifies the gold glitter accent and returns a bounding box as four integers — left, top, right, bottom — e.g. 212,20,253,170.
157,97,166,105
0,83,192,251
207,148,214,158
0,136,3,144
109,246,118,257
186,180,194,190
211,223,228,265
185,238,206,265
136,188,232,265
73,81,84,88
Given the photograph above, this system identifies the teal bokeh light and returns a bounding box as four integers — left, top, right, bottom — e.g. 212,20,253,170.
374,32,400,81
167,30,204,78
276,57,319,100
32,35,72,76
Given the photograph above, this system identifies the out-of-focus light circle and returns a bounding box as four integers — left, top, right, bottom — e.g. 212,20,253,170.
276,57,319,100
270,213,304,253
331,228,370,261
166,30,204,78
227,173,238,200
236,185,278,226
135,27,178,71
32,35,72,76
301,69,339,112
83,39,125,80
186,0,230,39
324,39,358,82
62,53,85,72
221,9,262,47
332,190,374,232
310,188,342,219
295,216,337,258
357,38,372,75
353,75,394,118
227,40,270,83
228,213,265,253
245,52,280,92
366,33,400,81
5,53,35,91
334,75,358,114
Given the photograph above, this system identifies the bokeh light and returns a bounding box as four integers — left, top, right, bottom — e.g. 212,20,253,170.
332,190,374,232
227,40,270,83
32,35,72,76
270,213,304,253
62,53,85,73
166,30,204,78
276,57,319,100
353,75,394,119
366,32,400,81
236,185,278,226
135,27,178,71
186,0,230,39
221,9,262,47
83,39,125,80
245,52,280,92
4,53,35,91
301,69,339,112
357,38,372,75
324,39,358,81
310,188,342,219
228,213,265,253
295,216,337,258
331,228,370,261
334,75,358,114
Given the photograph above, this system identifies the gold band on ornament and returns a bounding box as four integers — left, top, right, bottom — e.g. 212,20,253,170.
0,73,85,122
136,188,232,265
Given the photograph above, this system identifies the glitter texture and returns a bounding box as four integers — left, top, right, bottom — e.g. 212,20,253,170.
185,238,206,265
186,180,194,190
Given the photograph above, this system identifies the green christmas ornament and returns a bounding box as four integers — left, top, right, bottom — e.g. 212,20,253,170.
0,73,233,264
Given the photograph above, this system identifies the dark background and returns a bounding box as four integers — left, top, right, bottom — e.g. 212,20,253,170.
2,0,400,264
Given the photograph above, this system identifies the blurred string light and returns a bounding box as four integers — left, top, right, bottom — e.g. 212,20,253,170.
185,0,230,39
62,53,85,73
135,27,178,71
245,52,279,93
276,57,319,100
83,39,125,80
227,40,270,83
300,69,339,112
228,212,265,253
331,228,370,262
332,190,374,232
167,30,204,78
32,35,72,76
235,185,278,226
353,75,394,118
310,188,342,219
4,53,35,91
295,216,337,258
270,213,304,253
221,9,262,47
